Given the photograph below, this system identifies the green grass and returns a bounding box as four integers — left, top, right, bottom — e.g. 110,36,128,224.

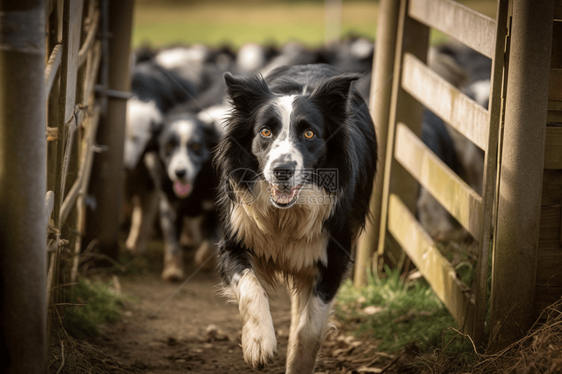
59,279,127,340
132,1,497,49
336,267,474,354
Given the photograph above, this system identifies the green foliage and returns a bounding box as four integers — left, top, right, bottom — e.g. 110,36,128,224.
337,267,470,353
60,279,125,340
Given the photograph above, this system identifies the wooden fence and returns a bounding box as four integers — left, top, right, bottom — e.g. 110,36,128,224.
358,0,562,350
45,0,103,313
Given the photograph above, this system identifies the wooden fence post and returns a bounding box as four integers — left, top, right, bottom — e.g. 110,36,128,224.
84,0,134,259
354,0,401,287
0,1,47,372
489,0,554,353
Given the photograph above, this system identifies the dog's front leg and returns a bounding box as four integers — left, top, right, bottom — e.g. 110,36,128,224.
159,195,184,281
220,249,277,368
286,235,351,374
126,189,159,254
286,286,334,374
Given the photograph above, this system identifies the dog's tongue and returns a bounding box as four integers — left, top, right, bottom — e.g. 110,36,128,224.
174,181,191,197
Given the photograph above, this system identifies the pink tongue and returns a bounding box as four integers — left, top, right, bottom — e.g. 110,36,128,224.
174,181,191,197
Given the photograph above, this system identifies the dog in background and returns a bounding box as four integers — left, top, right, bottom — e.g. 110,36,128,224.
146,106,221,281
215,64,377,373
124,60,199,255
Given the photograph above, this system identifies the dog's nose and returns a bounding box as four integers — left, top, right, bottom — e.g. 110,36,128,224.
273,164,294,181
175,169,186,178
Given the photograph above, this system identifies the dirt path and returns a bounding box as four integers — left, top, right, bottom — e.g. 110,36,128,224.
97,246,393,374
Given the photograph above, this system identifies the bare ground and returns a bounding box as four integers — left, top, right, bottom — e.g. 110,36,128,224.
92,245,398,374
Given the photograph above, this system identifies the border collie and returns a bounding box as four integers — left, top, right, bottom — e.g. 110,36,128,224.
215,64,377,372
124,60,199,255
149,108,221,281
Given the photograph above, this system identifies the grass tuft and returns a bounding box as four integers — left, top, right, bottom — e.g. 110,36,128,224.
336,267,473,354
58,279,126,340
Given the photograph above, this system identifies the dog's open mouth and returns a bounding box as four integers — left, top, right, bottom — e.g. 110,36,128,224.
269,184,303,209
173,181,192,198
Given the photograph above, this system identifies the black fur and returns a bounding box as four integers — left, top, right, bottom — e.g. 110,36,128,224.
215,64,377,301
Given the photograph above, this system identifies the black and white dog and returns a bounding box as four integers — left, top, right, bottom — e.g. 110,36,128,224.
124,60,198,255
148,107,221,281
215,64,377,372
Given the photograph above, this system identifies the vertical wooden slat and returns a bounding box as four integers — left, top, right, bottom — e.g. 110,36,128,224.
0,1,47,371
377,0,429,266
84,0,134,259
354,0,401,287
471,0,509,345
489,0,555,353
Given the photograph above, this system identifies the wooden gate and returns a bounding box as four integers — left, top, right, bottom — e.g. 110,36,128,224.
370,0,562,348
375,0,508,345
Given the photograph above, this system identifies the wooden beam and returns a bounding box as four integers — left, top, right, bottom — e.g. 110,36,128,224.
354,0,401,287
377,0,429,262
545,126,562,170
387,194,473,327
401,53,489,151
472,0,509,346
0,1,47,371
408,0,496,58
395,123,483,239
549,68,562,101
489,0,555,353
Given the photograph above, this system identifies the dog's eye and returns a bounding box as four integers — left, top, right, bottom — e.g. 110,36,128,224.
165,142,175,154
304,130,315,139
260,128,272,138
191,143,201,152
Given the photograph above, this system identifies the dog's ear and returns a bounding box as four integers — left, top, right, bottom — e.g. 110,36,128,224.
224,72,273,114
309,73,361,119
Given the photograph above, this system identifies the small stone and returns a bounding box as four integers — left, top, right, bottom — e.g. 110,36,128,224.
362,306,382,315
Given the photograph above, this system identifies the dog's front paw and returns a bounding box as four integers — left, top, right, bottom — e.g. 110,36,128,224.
241,318,278,369
162,252,184,281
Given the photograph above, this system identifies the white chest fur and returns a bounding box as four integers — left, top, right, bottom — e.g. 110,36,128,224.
230,180,334,273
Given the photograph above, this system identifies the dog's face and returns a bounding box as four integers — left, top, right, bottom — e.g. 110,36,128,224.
223,71,358,209
158,115,213,198
124,98,162,170
251,95,328,209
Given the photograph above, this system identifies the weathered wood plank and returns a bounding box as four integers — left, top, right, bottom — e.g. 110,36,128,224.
408,0,496,58
60,106,101,224
542,170,562,207
395,122,483,239
472,0,509,345
545,126,562,170
44,44,62,97
536,206,562,287
401,53,489,151
388,194,473,326
555,0,562,20
62,0,84,123
534,286,562,320
377,0,430,262
549,69,562,101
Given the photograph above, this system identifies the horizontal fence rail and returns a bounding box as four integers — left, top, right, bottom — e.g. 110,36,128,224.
387,194,473,325
394,123,483,239
401,53,490,151
409,0,496,58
